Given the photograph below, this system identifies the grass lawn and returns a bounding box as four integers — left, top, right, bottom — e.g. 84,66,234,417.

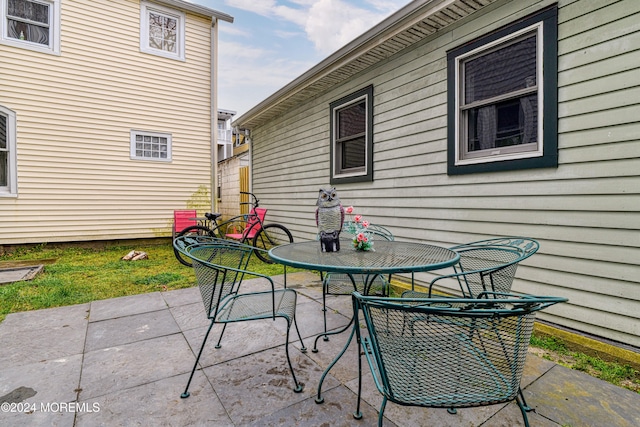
0,239,290,323
1,239,638,393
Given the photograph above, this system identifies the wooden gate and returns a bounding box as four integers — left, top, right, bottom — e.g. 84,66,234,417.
239,166,249,215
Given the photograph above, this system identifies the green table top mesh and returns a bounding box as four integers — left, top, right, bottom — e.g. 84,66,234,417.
269,240,460,274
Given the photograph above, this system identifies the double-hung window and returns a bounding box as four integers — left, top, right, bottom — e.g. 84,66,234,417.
330,85,374,184
130,130,172,162
0,106,17,196
0,0,60,54
140,1,185,61
447,5,557,174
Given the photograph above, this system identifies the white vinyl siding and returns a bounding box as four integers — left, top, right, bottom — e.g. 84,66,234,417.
247,0,640,348
0,0,214,242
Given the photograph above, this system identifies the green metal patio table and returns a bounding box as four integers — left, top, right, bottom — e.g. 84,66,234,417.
269,239,461,405
269,239,460,336
268,239,459,276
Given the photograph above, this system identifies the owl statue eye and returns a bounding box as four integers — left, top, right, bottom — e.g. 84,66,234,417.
331,191,336,198
321,194,328,199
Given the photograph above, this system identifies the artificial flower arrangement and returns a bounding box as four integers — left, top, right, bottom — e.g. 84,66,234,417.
343,206,374,251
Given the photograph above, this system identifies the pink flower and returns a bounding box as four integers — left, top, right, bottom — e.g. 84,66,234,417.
354,215,362,223
357,233,366,242
345,206,354,214
361,220,370,228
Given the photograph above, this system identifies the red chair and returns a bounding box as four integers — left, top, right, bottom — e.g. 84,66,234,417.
226,208,267,241
173,210,197,238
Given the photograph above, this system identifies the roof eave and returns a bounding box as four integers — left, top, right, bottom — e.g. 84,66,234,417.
155,0,234,23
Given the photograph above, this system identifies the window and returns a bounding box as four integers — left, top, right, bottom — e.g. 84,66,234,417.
447,5,557,175
0,0,60,54
0,106,17,196
130,130,171,162
140,1,185,61
330,85,374,184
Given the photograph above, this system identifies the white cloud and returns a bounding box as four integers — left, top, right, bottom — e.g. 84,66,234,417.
274,29,304,39
224,0,307,22
224,0,278,17
217,40,316,114
219,24,249,38
365,0,409,14
214,0,411,114
304,0,381,54
224,0,409,55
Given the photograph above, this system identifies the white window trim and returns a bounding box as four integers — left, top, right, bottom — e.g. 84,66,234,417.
140,1,185,61
331,94,369,179
454,22,544,167
0,0,60,55
130,130,172,162
0,106,18,197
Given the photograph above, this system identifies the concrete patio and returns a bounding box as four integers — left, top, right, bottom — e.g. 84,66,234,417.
1,271,638,426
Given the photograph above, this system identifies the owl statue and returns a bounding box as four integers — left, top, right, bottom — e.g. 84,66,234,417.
316,187,345,252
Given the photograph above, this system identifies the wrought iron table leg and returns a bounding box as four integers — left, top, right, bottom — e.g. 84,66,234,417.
315,317,357,404
313,273,359,353
312,315,354,352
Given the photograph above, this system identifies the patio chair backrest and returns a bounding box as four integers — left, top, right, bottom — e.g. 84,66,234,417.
173,210,197,236
449,237,539,297
181,243,253,319
353,292,566,422
242,207,267,240
342,221,394,241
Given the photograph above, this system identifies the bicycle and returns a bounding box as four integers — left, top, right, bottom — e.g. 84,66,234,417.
173,192,294,266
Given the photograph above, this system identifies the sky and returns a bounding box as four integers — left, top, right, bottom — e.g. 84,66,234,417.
187,0,412,118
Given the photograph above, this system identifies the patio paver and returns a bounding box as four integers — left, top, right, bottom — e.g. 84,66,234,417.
0,271,638,426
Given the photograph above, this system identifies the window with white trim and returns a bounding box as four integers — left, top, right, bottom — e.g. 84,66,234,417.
140,1,185,61
447,5,557,174
0,105,18,196
0,0,60,55
330,85,374,184
130,130,172,162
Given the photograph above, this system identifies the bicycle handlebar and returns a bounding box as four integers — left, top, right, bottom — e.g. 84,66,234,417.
239,191,259,208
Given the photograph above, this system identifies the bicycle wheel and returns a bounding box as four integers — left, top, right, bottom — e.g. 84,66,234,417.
253,224,294,263
174,225,215,267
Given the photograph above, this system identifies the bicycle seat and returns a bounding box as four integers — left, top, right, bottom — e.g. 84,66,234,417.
205,212,222,220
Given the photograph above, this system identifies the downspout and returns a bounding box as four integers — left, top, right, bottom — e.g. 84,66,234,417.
210,19,219,213
249,134,253,194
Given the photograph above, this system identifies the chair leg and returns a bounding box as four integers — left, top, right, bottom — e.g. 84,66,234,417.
518,387,532,411
283,265,287,288
313,281,330,353
283,320,304,393
293,315,307,354
516,394,531,427
354,328,364,420
214,323,228,349
377,397,388,427
322,282,329,340
181,320,215,398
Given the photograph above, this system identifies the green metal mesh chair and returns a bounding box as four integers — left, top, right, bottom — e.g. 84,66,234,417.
352,292,566,426
313,224,394,352
173,240,307,398
403,237,539,299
